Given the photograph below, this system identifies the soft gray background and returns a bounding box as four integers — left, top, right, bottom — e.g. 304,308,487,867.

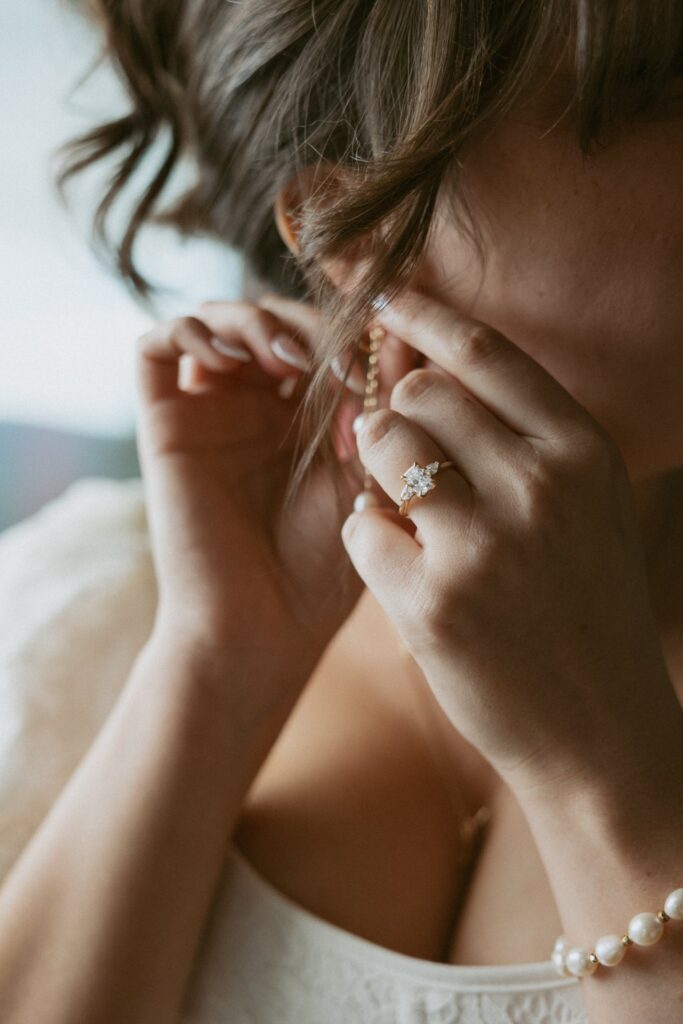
1,0,244,529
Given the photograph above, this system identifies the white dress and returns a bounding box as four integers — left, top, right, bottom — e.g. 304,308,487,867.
0,478,588,1023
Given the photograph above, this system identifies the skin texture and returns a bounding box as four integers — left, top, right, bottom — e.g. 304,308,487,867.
344,288,680,786
422,104,683,485
237,88,683,1023
0,75,680,1024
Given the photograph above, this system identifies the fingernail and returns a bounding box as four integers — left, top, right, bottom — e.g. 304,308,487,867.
178,353,197,392
371,294,390,313
270,334,311,372
331,354,366,396
210,336,252,362
277,375,298,400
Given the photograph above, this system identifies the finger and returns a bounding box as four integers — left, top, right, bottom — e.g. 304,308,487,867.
389,369,521,490
377,329,421,405
137,316,253,403
342,329,422,458
374,290,589,440
178,354,209,393
255,292,322,340
341,505,423,608
355,408,472,531
177,355,250,396
257,293,417,396
199,300,312,379
257,293,416,401
256,291,369,400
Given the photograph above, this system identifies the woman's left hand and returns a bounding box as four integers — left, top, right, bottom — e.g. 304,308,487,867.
342,289,678,796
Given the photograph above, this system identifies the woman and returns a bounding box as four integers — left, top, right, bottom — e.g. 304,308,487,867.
0,1,681,1022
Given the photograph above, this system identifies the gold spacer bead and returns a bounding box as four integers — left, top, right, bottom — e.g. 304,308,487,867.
588,954,598,965
657,911,670,923
369,325,386,342
621,935,633,947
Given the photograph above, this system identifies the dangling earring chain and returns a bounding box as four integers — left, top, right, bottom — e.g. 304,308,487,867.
352,324,386,511
354,320,493,864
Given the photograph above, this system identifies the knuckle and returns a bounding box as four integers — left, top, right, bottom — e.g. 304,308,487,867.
409,578,465,648
136,321,167,356
456,325,503,367
174,314,204,335
199,300,269,333
419,595,454,641
135,327,155,354
391,368,439,407
240,305,274,337
355,526,396,576
358,408,402,448
512,453,558,523
556,422,625,478
199,299,244,315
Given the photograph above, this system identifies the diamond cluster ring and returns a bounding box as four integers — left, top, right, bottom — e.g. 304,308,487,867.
398,460,455,516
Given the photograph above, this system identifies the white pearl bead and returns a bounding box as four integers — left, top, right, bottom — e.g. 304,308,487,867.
552,935,569,956
551,950,570,976
352,413,366,435
353,491,379,512
627,912,664,946
664,888,683,922
595,934,626,967
565,947,597,977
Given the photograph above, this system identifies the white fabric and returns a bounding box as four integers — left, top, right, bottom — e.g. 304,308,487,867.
0,478,587,1023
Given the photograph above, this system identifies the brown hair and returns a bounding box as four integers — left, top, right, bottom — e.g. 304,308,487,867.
61,0,682,503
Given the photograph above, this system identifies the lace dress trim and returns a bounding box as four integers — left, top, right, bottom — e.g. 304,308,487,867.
181,845,588,1023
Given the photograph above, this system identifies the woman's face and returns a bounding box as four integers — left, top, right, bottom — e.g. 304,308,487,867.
421,95,683,485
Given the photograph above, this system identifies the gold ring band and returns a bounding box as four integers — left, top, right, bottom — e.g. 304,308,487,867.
398,460,455,516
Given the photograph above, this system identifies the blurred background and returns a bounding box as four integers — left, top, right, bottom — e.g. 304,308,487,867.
0,0,244,531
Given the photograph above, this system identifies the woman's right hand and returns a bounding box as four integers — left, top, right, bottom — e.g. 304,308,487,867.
136,293,412,713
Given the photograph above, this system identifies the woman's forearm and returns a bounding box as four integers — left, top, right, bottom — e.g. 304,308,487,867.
516,714,683,1024
0,633,293,1024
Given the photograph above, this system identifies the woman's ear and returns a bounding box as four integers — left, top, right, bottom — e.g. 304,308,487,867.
274,163,337,256
274,182,303,256
273,163,373,292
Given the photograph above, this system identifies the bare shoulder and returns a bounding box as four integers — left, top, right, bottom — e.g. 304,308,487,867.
234,590,493,962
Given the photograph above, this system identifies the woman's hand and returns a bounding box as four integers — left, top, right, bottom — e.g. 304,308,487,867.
342,289,680,795
136,293,378,710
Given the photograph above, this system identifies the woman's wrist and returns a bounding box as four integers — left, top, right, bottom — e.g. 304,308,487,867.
512,707,683,942
140,618,308,738
501,658,682,806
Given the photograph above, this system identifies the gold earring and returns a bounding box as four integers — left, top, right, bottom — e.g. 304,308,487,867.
351,323,385,511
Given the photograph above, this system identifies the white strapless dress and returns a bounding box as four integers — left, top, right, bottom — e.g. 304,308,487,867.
0,478,587,1023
